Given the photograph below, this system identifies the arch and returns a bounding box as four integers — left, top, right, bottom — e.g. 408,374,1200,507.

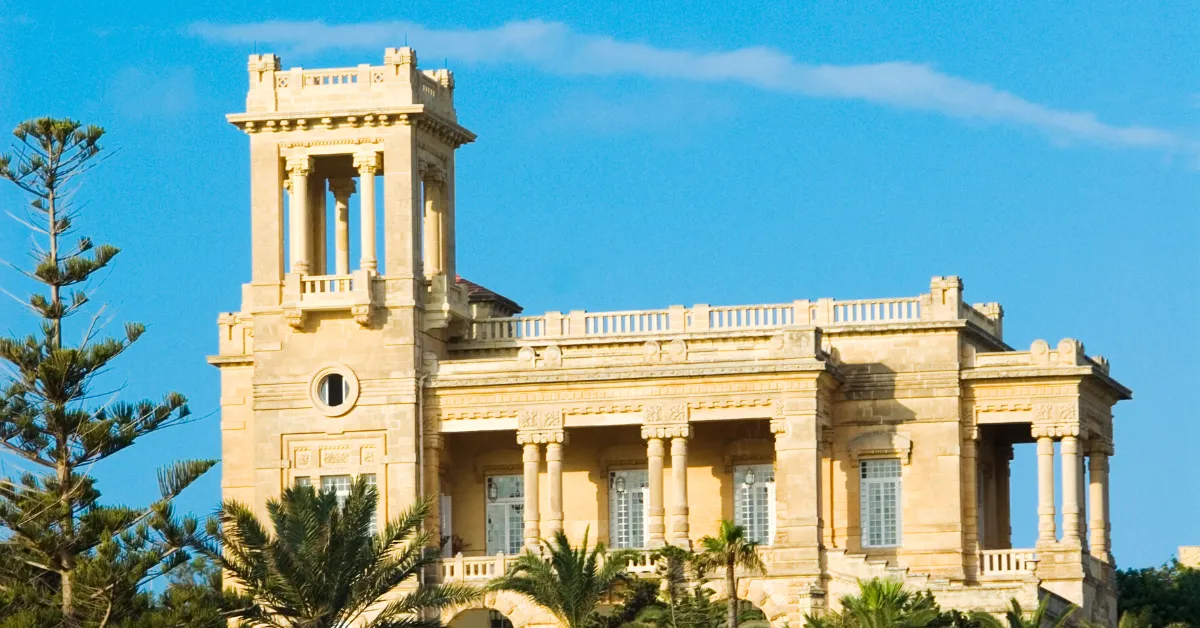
440,591,556,628
704,577,793,627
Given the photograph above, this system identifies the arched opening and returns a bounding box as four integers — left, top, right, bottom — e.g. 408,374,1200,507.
447,608,514,628
737,599,770,628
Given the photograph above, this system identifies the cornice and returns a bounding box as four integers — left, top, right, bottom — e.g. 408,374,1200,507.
226,106,476,147
207,354,253,367
427,360,838,389
963,365,1131,400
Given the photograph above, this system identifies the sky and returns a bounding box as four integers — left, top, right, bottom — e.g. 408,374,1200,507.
0,0,1197,569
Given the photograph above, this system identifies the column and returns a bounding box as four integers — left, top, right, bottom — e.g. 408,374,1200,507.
645,437,666,548
1036,435,1057,544
309,177,327,274
772,393,826,574
522,441,541,551
1088,443,1111,560
1061,435,1081,544
424,434,443,546
286,156,312,275
546,439,564,537
354,152,378,272
329,179,356,275
422,174,444,277
669,434,690,547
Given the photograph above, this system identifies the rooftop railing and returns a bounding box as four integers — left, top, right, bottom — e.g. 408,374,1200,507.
463,283,1002,343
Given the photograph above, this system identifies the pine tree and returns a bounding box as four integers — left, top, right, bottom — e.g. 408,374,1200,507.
0,117,216,627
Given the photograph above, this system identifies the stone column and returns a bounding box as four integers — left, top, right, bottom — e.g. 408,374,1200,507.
309,177,327,273
1036,435,1057,544
546,439,564,537
522,441,541,551
329,179,356,275
354,152,379,272
423,173,444,277
772,392,827,574
670,434,690,547
645,437,666,548
1088,442,1111,560
424,434,443,544
286,156,313,275
1061,435,1082,544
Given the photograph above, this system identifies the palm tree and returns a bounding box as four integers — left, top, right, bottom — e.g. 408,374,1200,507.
203,478,478,627
838,578,939,628
694,520,767,628
971,597,1075,628
485,528,636,628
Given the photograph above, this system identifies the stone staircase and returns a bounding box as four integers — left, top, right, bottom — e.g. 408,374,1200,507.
823,549,945,606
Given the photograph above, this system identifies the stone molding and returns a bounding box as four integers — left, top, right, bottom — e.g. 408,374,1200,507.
848,431,913,464
428,362,834,388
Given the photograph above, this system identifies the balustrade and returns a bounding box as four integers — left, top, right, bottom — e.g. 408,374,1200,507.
978,549,1037,576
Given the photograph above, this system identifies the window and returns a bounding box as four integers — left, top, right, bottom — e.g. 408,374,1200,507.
321,474,353,505
319,474,377,534
294,476,312,488
489,610,514,628
318,373,349,407
486,475,524,555
734,464,775,546
860,459,902,548
609,469,649,549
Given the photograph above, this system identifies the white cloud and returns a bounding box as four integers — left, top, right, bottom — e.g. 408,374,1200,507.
189,19,1194,156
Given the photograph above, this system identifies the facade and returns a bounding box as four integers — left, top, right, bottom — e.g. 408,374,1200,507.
211,49,1131,626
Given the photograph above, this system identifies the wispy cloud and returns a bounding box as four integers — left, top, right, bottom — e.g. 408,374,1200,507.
190,19,1194,157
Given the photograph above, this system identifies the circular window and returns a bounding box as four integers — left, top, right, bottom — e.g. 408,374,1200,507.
318,373,349,407
309,365,359,417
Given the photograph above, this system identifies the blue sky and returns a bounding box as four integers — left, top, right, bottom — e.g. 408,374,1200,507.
0,1,1196,568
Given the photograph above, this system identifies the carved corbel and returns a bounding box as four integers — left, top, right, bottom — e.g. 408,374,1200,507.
284,308,305,330
352,304,373,327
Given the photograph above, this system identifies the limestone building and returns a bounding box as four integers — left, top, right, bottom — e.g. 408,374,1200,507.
211,49,1131,626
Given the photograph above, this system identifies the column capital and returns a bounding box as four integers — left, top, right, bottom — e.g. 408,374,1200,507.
641,424,690,440
328,177,356,201
517,429,566,445
1086,438,1114,457
353,151,379,173
285,155,313,176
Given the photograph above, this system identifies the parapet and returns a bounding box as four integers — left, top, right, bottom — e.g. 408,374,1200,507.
237,47,458,123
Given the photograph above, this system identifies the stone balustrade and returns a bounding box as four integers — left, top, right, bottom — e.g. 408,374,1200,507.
438,547,774,583
978,549,1038,576
463,279,1004,344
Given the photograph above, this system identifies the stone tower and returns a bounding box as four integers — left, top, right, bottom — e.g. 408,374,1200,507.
214,48,473,525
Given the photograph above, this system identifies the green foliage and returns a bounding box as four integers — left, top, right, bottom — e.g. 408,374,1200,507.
0,117,215,627
584,545,726,628
486,528,636,628
201,480,477,627
126,557,244,628
805,579,982,628
969,597,1074,628
1116,560,1200,628
694,520,766,628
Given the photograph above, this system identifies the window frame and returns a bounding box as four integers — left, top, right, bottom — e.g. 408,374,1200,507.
733,463,776,546
859,458,903,549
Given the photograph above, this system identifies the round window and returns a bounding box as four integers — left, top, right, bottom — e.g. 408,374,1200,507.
318,373,349,407
309,365,359,417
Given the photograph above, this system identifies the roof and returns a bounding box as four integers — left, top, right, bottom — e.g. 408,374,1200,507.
456,276,523,314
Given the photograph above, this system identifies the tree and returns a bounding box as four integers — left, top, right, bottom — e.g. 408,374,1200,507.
201,479,476,627
694,520,766,628
0,117,215,627
128,557,244,628
486,528,636,628
804,578,975,628
1116,560,1200,627
838,579,939,628
970,597,1075,628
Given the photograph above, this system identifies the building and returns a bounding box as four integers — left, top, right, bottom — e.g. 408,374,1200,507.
210,48,1131,626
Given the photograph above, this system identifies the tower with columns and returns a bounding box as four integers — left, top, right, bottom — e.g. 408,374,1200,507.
212,49,1130,627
